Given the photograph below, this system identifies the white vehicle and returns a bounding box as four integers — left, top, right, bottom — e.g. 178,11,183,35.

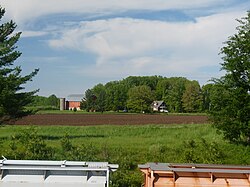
160,109,168,113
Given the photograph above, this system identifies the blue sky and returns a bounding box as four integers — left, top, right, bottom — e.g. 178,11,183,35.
1,0,250,97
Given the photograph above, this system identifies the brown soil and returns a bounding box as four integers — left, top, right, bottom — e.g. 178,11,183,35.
13,114,208,126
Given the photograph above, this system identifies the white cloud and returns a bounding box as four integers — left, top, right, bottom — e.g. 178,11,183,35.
49,11,243,80
20,30,48,37
1,0,248,92
0,0,233,25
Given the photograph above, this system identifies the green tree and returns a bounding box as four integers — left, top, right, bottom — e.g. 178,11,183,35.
30,95,48,106
164,77,188,112
81,89,97,112
182,81,202,113
0,7,39,124
92,84,106,112
127,85,155,113
47,94,59,108
155,78,171,100
105,82,128,111
209,11,250,144
201,84,213,112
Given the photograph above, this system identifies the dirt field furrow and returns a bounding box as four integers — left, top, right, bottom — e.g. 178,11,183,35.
13,114,208,126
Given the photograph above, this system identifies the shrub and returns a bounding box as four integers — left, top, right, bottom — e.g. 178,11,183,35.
181,139,225,164
4,127,54,160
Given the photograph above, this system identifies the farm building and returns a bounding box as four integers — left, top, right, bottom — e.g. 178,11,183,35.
0,158,118,187
151,101,168,112
139,163,250,187
60,94,83,110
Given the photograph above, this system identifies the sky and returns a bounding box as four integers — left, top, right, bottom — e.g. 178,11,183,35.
0,0,250,97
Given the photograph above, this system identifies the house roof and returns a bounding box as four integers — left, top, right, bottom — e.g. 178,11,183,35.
67,94,84,102
152,101,165,108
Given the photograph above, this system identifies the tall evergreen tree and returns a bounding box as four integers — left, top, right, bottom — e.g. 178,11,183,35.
0,7,39,123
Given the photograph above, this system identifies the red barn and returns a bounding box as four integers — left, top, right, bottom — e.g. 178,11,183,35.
65,94,83,110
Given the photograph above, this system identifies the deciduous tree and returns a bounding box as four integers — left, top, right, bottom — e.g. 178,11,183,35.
127,85,155,113
209,11,250,144
81,89,97,112
92,84,106,112
182,81,202,113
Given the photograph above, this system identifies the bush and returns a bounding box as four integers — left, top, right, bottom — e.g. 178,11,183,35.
181,139,225,164
4,127,54,160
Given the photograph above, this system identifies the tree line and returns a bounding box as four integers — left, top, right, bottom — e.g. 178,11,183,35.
28,94,60,110
81,76,212,113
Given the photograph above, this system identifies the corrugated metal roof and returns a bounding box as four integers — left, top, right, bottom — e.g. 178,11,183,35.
67,94,84,102
139,162,250,173
0,159,118,187
139,163,250,172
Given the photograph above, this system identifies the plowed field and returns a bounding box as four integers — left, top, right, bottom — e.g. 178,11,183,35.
13,114,208,126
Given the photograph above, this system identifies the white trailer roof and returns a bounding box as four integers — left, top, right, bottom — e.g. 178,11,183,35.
0,159,118,187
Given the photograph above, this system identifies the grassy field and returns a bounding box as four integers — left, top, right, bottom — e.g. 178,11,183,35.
0,123,249,186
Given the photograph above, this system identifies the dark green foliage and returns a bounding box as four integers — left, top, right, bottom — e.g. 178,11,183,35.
28,94,59,110
201,84,213,111
181,139,225,164
60,133,99,161
47,94,59,107
82,76,209,113
5,127,54,160
105,82,128,111
81,89,97,112
111,168,142,187
182,80,202,112
61,133,74,153
123,75,161,90
0,7,39,123
167,77,188,112
209,12,250,144
210,84,250,143
127,85,155,112
92,84,106,112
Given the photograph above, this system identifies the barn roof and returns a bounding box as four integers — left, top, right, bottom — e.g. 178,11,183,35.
67,94,84,102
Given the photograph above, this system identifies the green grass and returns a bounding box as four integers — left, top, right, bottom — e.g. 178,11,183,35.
0,123,248,164
0,123,249,186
